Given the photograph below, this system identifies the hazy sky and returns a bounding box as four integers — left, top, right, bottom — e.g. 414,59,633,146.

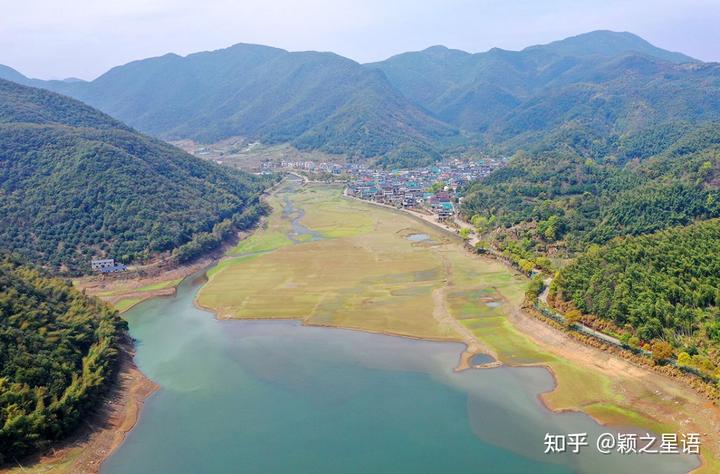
2,0,719,80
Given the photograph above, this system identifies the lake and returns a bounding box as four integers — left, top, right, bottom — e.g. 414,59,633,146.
102,273,698,473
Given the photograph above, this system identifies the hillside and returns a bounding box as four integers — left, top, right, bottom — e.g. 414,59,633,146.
553,220,720,378
15,44,459,166
461,122,720,256
370,31,717,153
0,254,125,462
0,79,268,274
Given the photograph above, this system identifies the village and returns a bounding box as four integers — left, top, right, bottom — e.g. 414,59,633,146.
265,157,502,221
174,138,502,222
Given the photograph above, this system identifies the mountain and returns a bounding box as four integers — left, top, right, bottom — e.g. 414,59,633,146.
3,31,715,166
0,79,268,274
0,254,125,462
524,30,696,63
30,44,459,166
369,31,715,152
0,64,30,85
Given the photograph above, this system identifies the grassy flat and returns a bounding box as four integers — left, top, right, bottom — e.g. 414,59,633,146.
199,184,461,339
115,297,143,313
198,183,719,468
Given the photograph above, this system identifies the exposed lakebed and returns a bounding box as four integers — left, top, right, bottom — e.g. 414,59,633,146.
103,274,698,473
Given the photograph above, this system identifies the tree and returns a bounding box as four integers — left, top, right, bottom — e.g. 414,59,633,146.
650,340,673,364
518,259,535,274
565,309,582,328
0,255,125,460
429,181,446,193
677,351,692,366
526,277,544,301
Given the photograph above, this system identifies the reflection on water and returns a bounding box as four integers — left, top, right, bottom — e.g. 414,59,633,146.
103,271,699,474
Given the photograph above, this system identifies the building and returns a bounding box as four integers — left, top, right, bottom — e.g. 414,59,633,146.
436,202,455,220
91,258,127,273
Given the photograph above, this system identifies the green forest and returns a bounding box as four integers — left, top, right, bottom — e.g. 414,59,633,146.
461,122,720,258
0,79,271,274
0,255,125,462
461,120,720,379
554,220,720,377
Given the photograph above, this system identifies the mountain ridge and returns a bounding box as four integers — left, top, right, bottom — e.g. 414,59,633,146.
1,30,714,165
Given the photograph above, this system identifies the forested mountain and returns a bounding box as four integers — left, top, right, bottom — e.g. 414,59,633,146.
524,30,695,63
553,220,720,376
370,31,718,153
0,254,125,462
461,122,720,254
0,79,268,274
4,31,713,166
2,44,459,166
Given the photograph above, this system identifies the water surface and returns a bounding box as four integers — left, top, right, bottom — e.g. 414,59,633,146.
103,274,698,473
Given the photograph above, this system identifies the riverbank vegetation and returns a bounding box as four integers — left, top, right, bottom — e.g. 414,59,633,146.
0,255,125,463
460,122,720,382
553,220,720,380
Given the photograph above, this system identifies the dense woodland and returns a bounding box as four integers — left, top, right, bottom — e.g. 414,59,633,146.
0,79,271,274
554,220,720,376
0,255,125,462
462,122,720,257
461,118,720,380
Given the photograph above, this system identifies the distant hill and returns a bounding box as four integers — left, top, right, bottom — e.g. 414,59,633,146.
3,30,717,166
524,30,696,63
0,79,268,274
19,44,459,166
369,30,716,153
0,64,30,85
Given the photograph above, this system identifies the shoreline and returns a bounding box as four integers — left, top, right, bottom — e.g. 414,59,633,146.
193,182,720,470
5,241,231,473
27,179,715,471
342,188,720,470
5,343,158,474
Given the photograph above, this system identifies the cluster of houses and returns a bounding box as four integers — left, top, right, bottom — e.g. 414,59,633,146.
347,182,456,219
264,160,344,175
256,156,501,220
91,258,127,274
345,158,500,220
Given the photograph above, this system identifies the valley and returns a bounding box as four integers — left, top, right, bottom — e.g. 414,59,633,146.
2,23,720,474
78,181,714,472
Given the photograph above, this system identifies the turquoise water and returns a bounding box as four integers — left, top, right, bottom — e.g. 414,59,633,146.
103,274,699,474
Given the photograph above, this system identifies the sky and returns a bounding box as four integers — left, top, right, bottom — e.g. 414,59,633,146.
2,0,719,80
